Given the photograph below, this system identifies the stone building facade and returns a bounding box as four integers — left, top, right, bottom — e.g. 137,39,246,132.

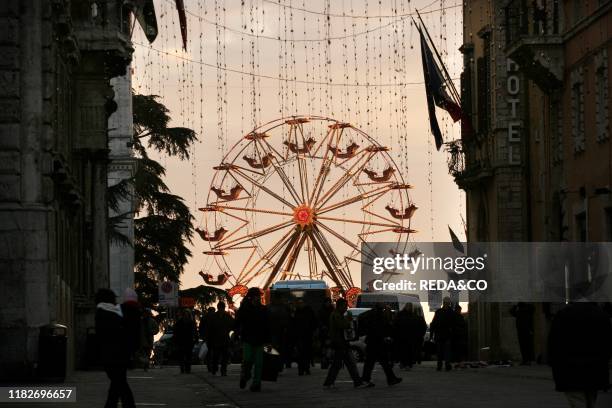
108,72,135,298
454,0,612,361
0,0,135,380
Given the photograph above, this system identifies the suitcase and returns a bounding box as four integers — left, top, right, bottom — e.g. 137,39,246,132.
261,346,282,381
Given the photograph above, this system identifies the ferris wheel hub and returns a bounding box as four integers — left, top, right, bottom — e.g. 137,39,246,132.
293,204,315,227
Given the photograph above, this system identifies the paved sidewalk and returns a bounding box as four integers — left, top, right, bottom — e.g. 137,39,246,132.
194,362,612,408
4,366,234,408
5,363,611,408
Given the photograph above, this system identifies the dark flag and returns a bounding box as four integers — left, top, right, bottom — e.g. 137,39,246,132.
418,26,463,150
448,225,465,254
133,0,158,43
175,0,188,51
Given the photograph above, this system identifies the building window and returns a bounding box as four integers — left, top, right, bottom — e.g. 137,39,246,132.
595,50,609,143
551,96,563,163
575,213,587,242
571,67,585,153
606,208,612,241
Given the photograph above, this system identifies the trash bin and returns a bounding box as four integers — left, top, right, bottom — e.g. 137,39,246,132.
38,323,68,382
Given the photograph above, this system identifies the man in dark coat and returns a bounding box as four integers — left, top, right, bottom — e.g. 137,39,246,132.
317,297,334,369
291,299,317,375
510,302,535,365
173,309,198,374
360,304,402,386
394,302,427,368
95,288,135,408
430,296,456,371
235,287,269,392
207,301,234,376
323,298,364,388
120,288,142,368
267,297,291,371
199,306,216,372
548,302,612,408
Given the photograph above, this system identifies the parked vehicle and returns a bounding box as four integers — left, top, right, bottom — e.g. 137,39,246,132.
355,292,424,316
152,330,203,366
267,279,330,315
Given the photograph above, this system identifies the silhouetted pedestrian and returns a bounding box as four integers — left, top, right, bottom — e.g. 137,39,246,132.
95,288,135,408
323,298,364,389
549,302,612,408
360,304,402,386
208,301,234,376
292,299,317,375
140,308,159,371
394,302,426,369
235,287,269,392
318,297,334,369
510,302,535,365
174,309,198,374
268,296,291,371
452,304,467,365
430,297,455,371
121,288,142,368
199,306,216,372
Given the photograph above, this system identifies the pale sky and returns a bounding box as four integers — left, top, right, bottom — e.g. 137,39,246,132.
130,0,465,293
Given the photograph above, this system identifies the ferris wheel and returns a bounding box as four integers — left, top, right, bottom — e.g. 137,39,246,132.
197,116,417,297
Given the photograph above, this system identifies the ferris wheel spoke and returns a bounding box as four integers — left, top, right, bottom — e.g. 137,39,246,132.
316,184,392,215
215,219,295,250
309,227,354,288
263,229,302,289
213,204,294,218
316,222,377,264
280,232,308,281
316,215,399,229
305,235,318,279
306,229,346,289
315,152,374,209
251,140,302,208
239,227,297,284
232,167,296,208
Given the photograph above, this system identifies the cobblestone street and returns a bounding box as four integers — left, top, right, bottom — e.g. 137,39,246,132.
10,362,612,408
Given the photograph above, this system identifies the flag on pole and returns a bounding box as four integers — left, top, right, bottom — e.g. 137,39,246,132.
417,24,464,150
133,0,158,43
175,0,188,51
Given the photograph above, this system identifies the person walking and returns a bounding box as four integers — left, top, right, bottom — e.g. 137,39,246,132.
452,304,467,366
121,288,142,368
208,301,234,376
323,298,365,389
199,307,216,373
268,296,291,371
548,302,612,408
140,308,159,371
317,297,334,369
292,299,317,375
510,302,535,365
430,297,455,371
394,302,426,369
95,288,135,408
174,309,198,374
235,287,269,392
360,304,402,386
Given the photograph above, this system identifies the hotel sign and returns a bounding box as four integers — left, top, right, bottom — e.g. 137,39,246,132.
507,59,521,164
